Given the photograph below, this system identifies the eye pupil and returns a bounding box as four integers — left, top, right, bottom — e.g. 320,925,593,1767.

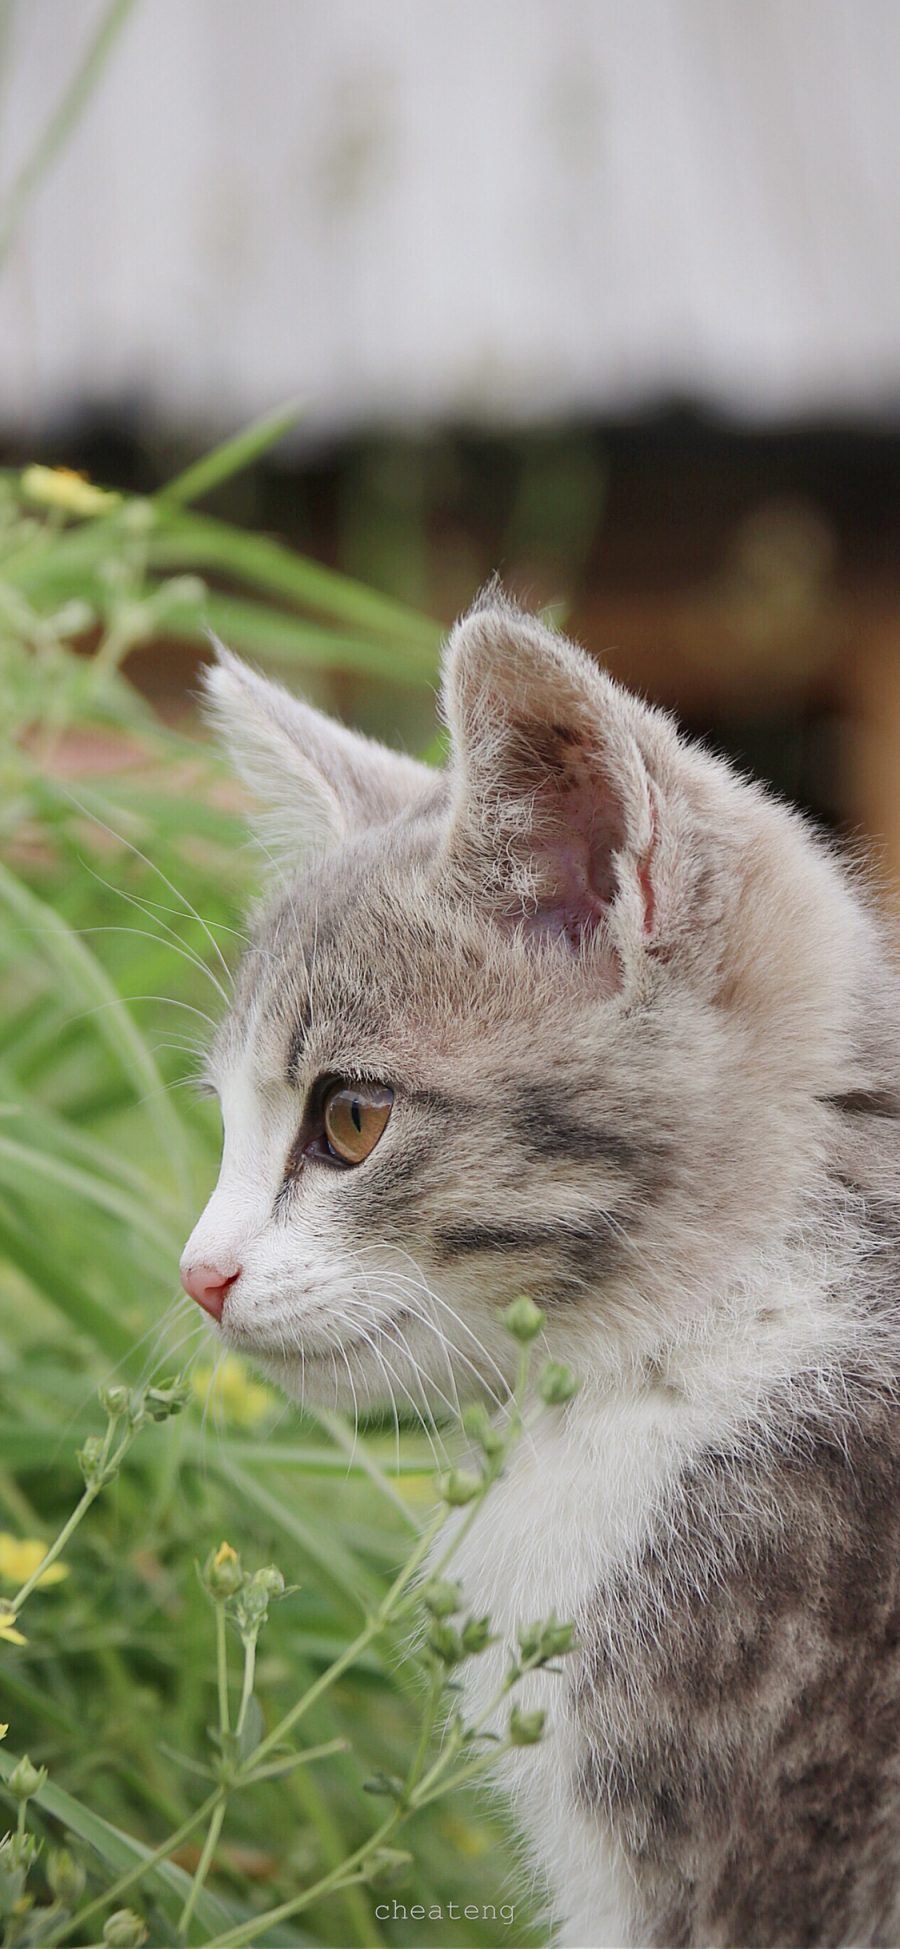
320,1081,393,1165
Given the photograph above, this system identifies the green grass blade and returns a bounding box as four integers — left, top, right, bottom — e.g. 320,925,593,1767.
157,401,304,509
0,1746,237,1937
0,1205,136,1360
0,861,190,1209
146,509,443,650
0,0,139,264
0,1132,176,1256
210,1458,386,1617
177,593,438,688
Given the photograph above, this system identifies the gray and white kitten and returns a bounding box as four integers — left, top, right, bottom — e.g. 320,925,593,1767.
181,596,900,1949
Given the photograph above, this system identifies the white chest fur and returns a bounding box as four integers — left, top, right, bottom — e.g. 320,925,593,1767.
447,1383,694,1949
435,1272,854,1946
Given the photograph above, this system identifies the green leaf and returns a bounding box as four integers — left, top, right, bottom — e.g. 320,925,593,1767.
0,861,189,1207
146,508,442,650
156,400,304,508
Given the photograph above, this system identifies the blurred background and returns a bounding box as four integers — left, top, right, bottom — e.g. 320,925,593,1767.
4,0,900,870
2,7,900,1944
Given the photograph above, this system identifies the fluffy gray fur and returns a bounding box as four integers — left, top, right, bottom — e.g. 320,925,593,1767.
182,596,900,1948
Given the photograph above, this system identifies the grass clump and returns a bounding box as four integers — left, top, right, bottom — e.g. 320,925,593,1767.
0,430,571,1946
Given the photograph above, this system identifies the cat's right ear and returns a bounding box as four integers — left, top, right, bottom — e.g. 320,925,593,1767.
441,596,688,969
201,640,432,856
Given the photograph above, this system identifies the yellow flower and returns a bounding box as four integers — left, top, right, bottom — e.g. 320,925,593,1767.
21,464,121,517
439,1812,493,1858
213,1542,238,1571
0,1608,27,1646
394,1471,441,1508
0,1724,8,1739
0,1535,68,1589
191,1356,272,1429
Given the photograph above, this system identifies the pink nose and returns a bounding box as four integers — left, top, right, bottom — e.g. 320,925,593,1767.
180,1261,241,1321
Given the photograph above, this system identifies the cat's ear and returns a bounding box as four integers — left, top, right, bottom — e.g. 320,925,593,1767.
442,596,676,958
202,640,432,854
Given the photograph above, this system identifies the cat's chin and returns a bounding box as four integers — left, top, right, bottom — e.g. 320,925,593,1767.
239,1322,497,1423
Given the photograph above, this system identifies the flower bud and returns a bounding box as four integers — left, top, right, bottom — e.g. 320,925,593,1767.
47,1847,86,1904
21,465,120,518
503,1297,545,1344
251,1565,285,1599
364,1846,413,1889
143,1377,191,1421
9,1756,47,1800
108,600,151,649
518,1615,576,1665
203,1541,243,1597
77,1435,107,1487
421,1578,462,1618
462,1403,505,1456
438,1468,482,1507
119,497,155,535
540,1619,576,1658
427,1621,464,1665
509,1706,545,1746
461,1614,494,1655
362,1771,406,1800
52,600,95,639
99,1385,130,1419
103,1911,148,1947
538,1360,580,1405
231,1563,285,1641
156,574,207,608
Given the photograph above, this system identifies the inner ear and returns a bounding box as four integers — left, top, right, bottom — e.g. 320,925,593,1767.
513,719,631,947
442,597,659,956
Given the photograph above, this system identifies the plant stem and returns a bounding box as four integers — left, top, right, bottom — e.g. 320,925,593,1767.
173,1598,232,1934
9,1485,96,1614
200,1819,397,1949
215,1601,230,1736
247,1511,445,1773
235,1635,256,1740
177,1798,227,1940
413,1739,519,1810
405,1662,443,1799
10,1421,134,1614
241,1736,347,1785
54,1788,223,1948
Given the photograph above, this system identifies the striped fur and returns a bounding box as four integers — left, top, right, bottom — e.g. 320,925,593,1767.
182,597,900,1948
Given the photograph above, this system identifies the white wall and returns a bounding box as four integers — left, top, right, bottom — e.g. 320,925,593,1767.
1,0,898,436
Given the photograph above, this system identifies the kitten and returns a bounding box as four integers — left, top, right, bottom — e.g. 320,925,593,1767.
181,595,900,1949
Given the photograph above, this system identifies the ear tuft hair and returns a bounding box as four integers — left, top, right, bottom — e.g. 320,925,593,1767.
201,640,347,855
202,638,434,860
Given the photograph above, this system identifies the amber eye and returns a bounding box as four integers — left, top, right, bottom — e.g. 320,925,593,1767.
321,1082,393,1165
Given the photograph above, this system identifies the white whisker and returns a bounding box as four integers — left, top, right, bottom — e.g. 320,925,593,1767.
57,786,235,993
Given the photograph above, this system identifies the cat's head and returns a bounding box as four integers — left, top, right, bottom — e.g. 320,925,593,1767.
180,594,864,1410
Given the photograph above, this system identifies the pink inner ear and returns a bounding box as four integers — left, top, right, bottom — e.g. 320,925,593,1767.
511,728,655,951
637,796,657,935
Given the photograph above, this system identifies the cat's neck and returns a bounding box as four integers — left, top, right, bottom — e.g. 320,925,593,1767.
454,1244,867,1724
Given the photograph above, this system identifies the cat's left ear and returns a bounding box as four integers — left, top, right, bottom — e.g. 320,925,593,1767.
202,640,433,855
442,597,685,961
